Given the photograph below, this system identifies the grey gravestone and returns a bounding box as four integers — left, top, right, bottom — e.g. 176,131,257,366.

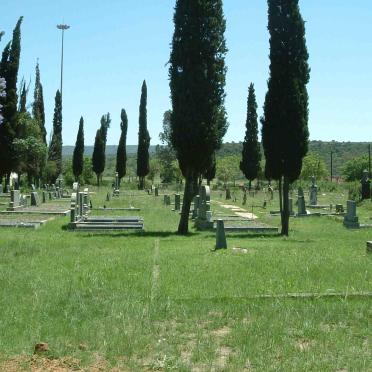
155,187,159,197
5,184,10,193
31,192,39,206
113,172,120,196
31,184,36,191
174,194,181,211
215,219,227,249
298,187,304,198
309,176,318,205
343,200,360,228
336,204,344,214
361,170,371,200
297,196,306,215
42,191,47,203
7,190,21,211
0,184,2,194
192,195,200,219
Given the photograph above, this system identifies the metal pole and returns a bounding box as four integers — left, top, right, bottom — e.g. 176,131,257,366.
56,24,70,102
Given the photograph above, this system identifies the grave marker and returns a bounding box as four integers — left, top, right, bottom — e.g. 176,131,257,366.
343,200,360,228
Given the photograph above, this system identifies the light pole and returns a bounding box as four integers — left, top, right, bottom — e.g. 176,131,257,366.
56,24,70,101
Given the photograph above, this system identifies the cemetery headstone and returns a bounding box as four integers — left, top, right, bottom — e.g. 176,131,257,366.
174,194,181,211
361,170,371,200
297,196,306,216
7,189,22,211
113,172,120,196
42,191,47,203
215,219,227,250
155,187,159,197
343,200,360,228
5,184,10,193
0,184,3,194
196,186,213,229
309,176,318,205
31,192,39,206
336,204,344,214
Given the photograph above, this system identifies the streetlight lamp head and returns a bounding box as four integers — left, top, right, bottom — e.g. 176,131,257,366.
57,24,70,30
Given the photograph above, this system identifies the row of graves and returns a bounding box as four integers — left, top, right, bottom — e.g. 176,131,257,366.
161,185,279,235
0,178,71,229
69,182,144,232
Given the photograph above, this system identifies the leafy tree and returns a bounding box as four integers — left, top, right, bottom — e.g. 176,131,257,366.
148,158,161,183
261,0,310,236
72,116,84,181
32,62,46,144
240,83,261,189
169,0,228,234
342,156,369,182
137,80,150,189
217,155,242,187
116,109,128,184
92,129,105,186
47,90,63,183
0,17,23,181
12,112,47,184
300,152,327,180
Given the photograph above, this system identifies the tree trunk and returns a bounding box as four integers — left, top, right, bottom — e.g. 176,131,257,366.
281,176,290,236
139,177,144,190
248,180,252,191
177,174,194,235
97,174,100,187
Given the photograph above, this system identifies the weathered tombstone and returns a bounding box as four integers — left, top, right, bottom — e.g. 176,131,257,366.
155,187,159,197
215,219,227,250
309,176,318,205
343,200,360,228
78,192,84,218
31,192,39,206
367,241,372,254
7,189,21,211
42,191,47,203
83,188,89,216
297,196,306,216
0,184,3,194
225,188,231,200
70,193,77,223
361,170,371,200
113,172,120,196
192,195,200,219
298,186,304,198
174,194,181,211
5,184,10,193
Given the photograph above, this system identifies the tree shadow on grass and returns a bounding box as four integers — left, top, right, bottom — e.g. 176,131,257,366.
75,230,199,239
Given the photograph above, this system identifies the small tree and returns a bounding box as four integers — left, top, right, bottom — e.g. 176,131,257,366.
240,83,261,189
47,90,63,183
32,61,46,144
92,129,105,186
137,80,150,189
72,117,84,181
116,109,128,185
300,153,327,180
18,81,26,113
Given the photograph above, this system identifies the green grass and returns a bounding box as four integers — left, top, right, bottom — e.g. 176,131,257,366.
0,188,371,371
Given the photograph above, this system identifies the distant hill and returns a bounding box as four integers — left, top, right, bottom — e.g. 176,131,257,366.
63,141,370,176
62,145,157,157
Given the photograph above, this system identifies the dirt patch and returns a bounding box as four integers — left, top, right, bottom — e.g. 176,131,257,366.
215,346,232,369
211,326,231,339
295,339,312,352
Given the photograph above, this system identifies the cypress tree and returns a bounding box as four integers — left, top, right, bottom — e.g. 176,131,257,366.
0,17,23,180
19,81,26,113
116,109,128,184
48,90,63,182
72,117,85,181
261,0,310,236
240,83,261,189
169,0,228,234
92,129,105,186
33,62,46,144
136,80,150,189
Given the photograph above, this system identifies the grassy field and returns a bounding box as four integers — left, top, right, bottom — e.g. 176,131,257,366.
0,187,371,371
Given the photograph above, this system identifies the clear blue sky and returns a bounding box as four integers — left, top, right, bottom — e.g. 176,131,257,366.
2,0,371,146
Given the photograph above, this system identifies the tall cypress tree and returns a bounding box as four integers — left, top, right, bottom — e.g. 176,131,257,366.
72,117,84,181
240,83,261,189
18,81,26,113
262,0,310,236
92,129,105,186
169,0,228,234
33,62,46,144
116,109,128,184
0,17,23,180
48,90,63,182
136,80,150,189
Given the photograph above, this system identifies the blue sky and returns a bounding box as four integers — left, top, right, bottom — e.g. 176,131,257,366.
1,0,371,146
